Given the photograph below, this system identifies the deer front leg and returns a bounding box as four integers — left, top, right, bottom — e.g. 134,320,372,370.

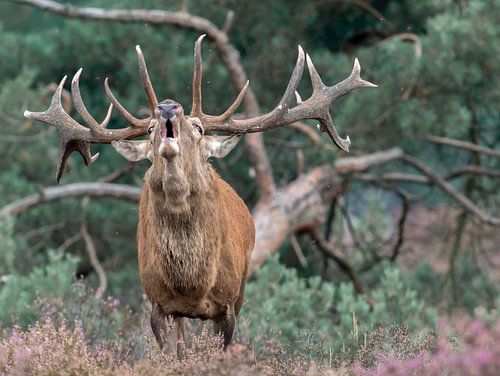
150,302,168,350
213,305,236,349
175,316,185,359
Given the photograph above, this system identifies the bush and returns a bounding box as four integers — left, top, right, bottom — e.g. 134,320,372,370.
353,318,500,376
0,249,78,328
244,255,437,356
243,254,336,348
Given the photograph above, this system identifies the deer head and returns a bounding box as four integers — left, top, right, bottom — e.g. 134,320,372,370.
24,34,377,184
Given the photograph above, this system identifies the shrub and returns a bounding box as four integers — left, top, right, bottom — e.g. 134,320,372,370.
0,318,108,375
0,249,78,328
353,318,500,376
244,255,436,356
243,254,336,351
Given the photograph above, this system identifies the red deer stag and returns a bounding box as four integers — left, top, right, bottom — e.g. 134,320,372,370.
23,35,376,349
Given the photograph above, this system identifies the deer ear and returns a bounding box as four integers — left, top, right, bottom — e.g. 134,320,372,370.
111,140,151,162
203,135,242,158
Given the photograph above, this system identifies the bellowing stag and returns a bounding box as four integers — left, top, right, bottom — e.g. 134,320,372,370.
24,35,376,349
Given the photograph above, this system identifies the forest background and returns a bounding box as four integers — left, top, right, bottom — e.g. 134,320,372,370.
0,0,498,374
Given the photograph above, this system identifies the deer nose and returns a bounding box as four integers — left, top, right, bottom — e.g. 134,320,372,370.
158,103,178,120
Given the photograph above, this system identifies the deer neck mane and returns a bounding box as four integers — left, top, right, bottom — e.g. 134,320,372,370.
145,157,216,219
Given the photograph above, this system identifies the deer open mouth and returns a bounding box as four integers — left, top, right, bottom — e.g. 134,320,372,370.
158,102,180,144
161,117,179,141
158,103,181,159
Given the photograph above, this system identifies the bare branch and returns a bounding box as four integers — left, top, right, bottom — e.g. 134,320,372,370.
444,165,500,180
289,233,308,268
400,155,500,226
222,10,234,33
288,122,323,145
357,165,500,184
98,162,137,183
334,147,403,174
352,0,395,32
390,194,409,261
57,231,82,252
427,135,500,158
0,183,141,219
81,223,107,299
310,229,365,294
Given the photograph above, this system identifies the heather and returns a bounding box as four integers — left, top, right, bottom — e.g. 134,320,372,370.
0,0,499,374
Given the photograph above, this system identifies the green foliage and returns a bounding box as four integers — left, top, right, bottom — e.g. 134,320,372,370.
0,249,78,328
38,282,138,349
370,267,437,330
244,255,436,354
409,255,500,314
244,254,335,344
0,219,20,276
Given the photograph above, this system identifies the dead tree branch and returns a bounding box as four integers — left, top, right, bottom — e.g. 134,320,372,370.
427,135,500,158
310,229,365,294
288,122,323,145
400,155,500,226
57,231,82,252
289,233,308,268
98,162,137,183
81,223,107,299
0,183,141,219
390,193,410,261
334,147,403,174
358,165,500,184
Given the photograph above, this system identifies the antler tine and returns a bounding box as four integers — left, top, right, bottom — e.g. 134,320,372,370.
305,54,326,92
274,45,305,113
190,34,248,123
191,34,206,117
135,45,158,112
327,58,377,101
100,103,114,128
203,45,305,132
103,47,157,128
104,78,149,127
25,75,68,122
71,68,102,132
208,80,249,122
319,112,351,152
24,75,95,182
303,55,351,151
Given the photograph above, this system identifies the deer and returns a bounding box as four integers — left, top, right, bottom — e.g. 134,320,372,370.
23,34,376,350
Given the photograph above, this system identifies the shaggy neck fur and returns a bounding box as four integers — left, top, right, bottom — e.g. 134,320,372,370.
141,153,223,294
146,148,211,215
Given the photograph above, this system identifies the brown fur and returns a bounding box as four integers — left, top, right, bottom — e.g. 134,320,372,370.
125,102,255,350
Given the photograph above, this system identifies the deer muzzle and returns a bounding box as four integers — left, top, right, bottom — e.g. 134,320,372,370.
158,103,181,159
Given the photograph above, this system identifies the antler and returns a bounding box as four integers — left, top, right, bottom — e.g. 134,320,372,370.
24,45,156,182
191,34,249,124
191,36,377,152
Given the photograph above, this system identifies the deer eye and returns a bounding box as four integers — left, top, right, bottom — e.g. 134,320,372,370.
194,122,204,135
147,126,155,134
